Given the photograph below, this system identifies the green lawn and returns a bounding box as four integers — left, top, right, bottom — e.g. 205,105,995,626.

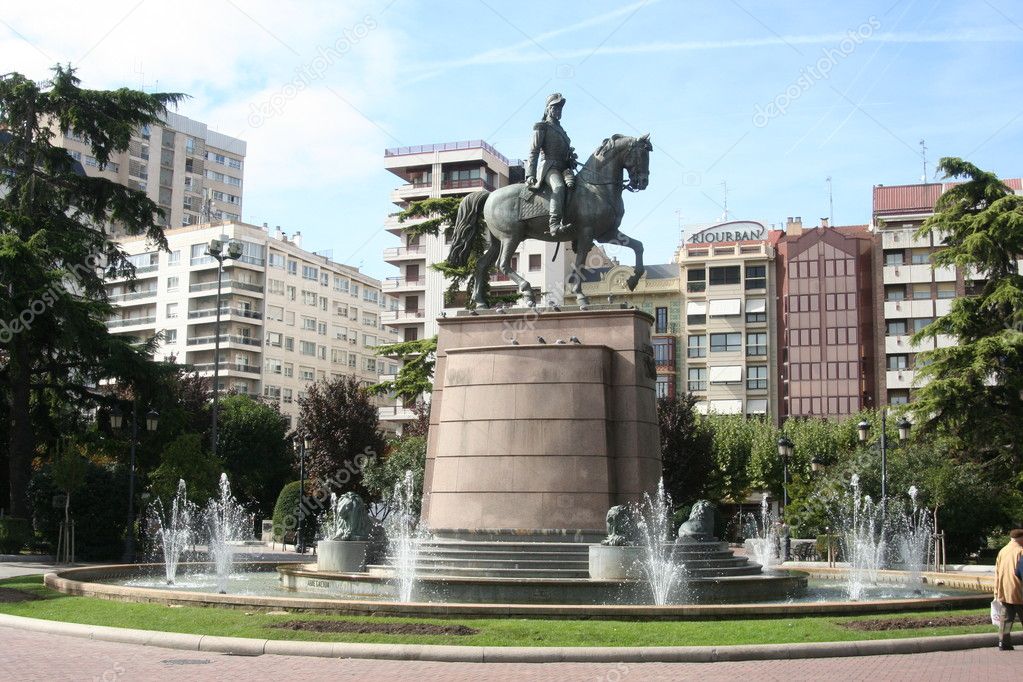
0,575,995,648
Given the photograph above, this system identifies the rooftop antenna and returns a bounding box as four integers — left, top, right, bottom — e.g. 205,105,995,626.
674,209,685,243
826,176,834,226
720,180,730,221
132,59,145,92
919,139,928,182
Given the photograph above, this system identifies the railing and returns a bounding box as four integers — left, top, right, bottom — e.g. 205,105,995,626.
189,362,261,375
186,334,262,347
109,290,157,302
383,245,426,258
107,316,156,328
134,264,158,274
687,281,706,293
385,139,515,166
383,276,423,290
382,309,425,322
187,307,263,320
441,178,494,191
189,280,264,293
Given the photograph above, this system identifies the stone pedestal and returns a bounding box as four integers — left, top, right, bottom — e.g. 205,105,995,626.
423,307,662,538
317,540,369,573
588,544,644,580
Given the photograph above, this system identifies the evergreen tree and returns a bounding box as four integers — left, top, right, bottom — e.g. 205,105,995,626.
0,66,183,515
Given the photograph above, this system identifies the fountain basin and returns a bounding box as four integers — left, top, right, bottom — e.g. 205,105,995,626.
317,540,369,573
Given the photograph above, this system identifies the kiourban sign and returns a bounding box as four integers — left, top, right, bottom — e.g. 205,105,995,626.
687,220,767,244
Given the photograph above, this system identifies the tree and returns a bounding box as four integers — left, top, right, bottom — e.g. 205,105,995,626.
0,66,183,516
297,375,387,498
148,433,220,507
371,336,436,403
910,158,1023,468
215,394,292,519
363,435,427,519
657,393,714,506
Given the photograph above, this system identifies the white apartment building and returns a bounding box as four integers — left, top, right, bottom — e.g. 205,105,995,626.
675,222,779,422
106,221,401,427
870,180,1021,404
54,110,246,230
382,140,569,424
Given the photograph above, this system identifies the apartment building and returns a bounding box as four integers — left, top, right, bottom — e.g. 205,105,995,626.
870,179,1021,404
675,221,779,422
570,263,683,398
774,217,878,420
106,221,401,427
54,111,246,230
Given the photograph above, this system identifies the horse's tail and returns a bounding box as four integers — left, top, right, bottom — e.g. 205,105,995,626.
447,190,489,268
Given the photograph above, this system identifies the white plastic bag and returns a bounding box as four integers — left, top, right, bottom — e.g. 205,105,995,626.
992,599,1004,627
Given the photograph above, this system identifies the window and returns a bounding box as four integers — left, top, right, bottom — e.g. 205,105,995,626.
317,321,327,336
889,390,910,405
885,251,904,267
190,243,213,266
364,335,377,348
746,365,767,390
168,250,181,266
687,269,706,292
710,332,741,352
687,335,706,358
287,285,297,301
166,276,179,292
265,358,282,374
287,260,298,276
365,357,377,372
529,254,541,271
263,385,281,400
887,354,909,370
913,317,933,333
351,283,359,297
652,338,674,365
266,332,283,347
912,285,931,300
745,265,766,290
334,276,349,292
709,265,740,286
686,301,706,326
302,290,317,306
911,251,931,265
886,320,907,336
164,329,177,343
331,348,346,364
283,388,293,404
687,367,707,392
284,336,294,352
266,305,284,322
746,332,767,356
655,376,672,398
302,265,318,281
268,279,285,295
300,366,315,382
655,307,668,333
299,340,317,356
321,272,329,287
936,283,955,299
347,354,358,368
302,316,317,331
285,311,295,326
320,296,328,311
268,253,285,269
165,303,179,319
746,298,767,323
885,285,906,301
283,363,293,377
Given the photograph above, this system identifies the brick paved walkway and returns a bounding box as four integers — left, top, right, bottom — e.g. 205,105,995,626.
0,628,1020,681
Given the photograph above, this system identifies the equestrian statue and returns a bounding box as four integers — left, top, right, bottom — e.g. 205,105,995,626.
446,92,652,308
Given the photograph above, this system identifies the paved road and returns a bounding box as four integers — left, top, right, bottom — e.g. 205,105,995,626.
0,628,1019,682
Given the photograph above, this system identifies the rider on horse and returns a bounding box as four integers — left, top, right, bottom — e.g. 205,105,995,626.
526,93,578,239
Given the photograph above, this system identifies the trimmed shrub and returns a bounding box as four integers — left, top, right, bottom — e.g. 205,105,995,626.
0,517,32,554
271,481,317,547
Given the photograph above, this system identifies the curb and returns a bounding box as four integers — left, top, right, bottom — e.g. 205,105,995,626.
0,555,54,563
0,613,1017,663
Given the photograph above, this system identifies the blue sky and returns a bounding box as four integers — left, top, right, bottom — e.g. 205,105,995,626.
4,0,1022,278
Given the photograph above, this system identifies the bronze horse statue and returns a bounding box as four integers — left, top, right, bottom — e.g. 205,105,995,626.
446,133,652,308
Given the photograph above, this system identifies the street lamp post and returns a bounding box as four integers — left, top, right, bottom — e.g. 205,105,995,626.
296,435,311,554
776,435,794,510
858,411,911,507
109,401,159,563
207,238,243,459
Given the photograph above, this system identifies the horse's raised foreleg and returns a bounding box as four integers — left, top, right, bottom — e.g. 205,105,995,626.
473,230,501,309
613,230,645,291
498,236,535,306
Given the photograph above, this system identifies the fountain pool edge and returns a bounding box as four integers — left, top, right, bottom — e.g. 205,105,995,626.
43,563,991,620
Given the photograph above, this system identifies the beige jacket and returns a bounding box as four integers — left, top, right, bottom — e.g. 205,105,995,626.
994,540,1023,604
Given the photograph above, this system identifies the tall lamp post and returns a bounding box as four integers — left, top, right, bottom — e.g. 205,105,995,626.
206,238,243,459
857,411,911,506
109,401,159,563
777,435,794,510
296,434,311,554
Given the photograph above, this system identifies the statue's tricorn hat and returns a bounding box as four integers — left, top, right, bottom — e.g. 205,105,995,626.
545,92,566,108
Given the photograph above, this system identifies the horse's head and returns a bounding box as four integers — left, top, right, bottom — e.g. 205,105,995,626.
594,133,652,191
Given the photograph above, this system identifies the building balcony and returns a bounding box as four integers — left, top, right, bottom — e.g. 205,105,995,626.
886,369,916,390
884,299,934,319
107,316,156,329
376,404,421,423
383,245,427,261
189,362,261,376
440,178,494,192
881,228,931,250
886,334,933,353
883,264,936,285
933,265,957,282
382,276,426,292
185,334,262,348
392,184,432,203
109,290,157,303
187,307,263,321
188,280,264,296
381,308,426,324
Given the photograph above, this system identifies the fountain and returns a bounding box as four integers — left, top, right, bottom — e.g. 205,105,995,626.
893,486,933,583
147,479,196,585
202,473,248,594
385,470,422,603
633,479,687,605
743,496,781,570
837,474,888,600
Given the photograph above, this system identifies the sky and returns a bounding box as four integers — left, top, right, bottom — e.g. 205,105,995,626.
4,0,1023,279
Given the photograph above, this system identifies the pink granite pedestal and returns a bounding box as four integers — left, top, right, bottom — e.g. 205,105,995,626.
423,307,662,540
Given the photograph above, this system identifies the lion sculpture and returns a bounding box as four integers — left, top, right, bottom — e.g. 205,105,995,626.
327,492,370,541
677,500,716,542
601,504,639,546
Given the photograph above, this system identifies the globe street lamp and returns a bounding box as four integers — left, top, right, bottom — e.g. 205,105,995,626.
207,237,244,459
108,400,159,562
856,411,911,507
776,435,794,509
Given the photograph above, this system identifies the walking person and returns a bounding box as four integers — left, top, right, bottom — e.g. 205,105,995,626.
994,528,1023,650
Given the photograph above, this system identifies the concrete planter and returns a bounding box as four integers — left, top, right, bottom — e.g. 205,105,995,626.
317,540,369,573
588,544,643,580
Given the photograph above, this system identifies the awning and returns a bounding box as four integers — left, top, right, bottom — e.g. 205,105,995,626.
746,399,768,414
709,399,743,414
746,298,766,313
709,365,743,383
686,301,707,315
708,298,741,316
